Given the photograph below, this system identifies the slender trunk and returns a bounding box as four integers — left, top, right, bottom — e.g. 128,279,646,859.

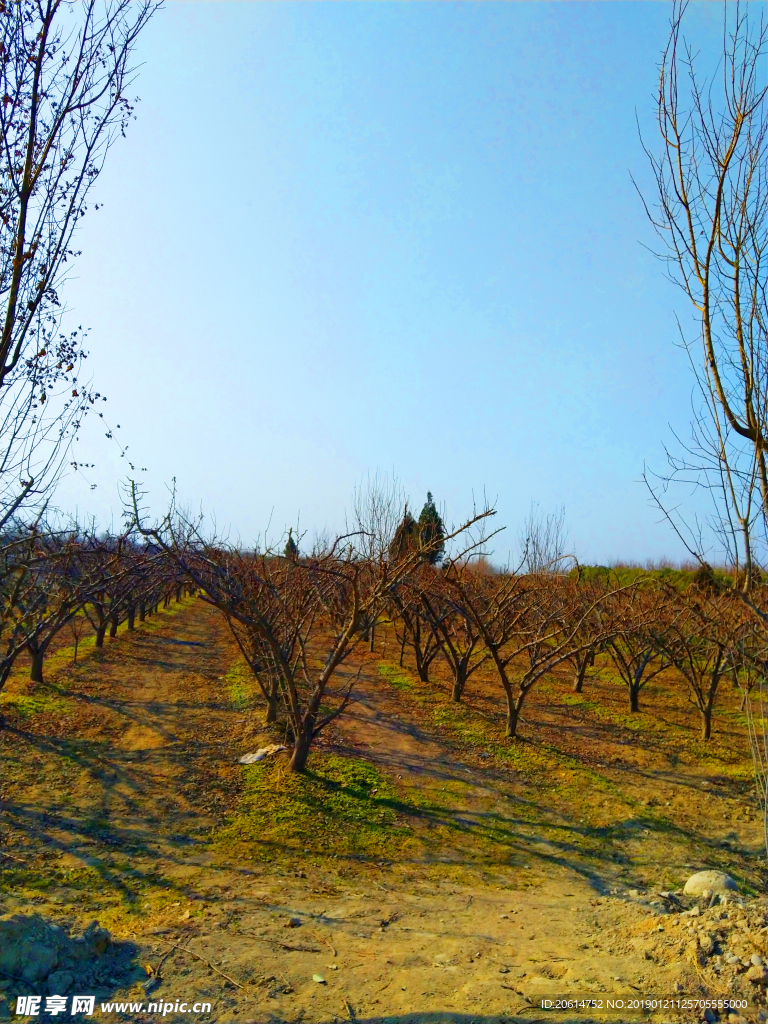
176,584,183,603
127,605,136,631
29,648,44,684
414,635,430,682
369,621,375,654
701,707,712,740
109,613,119,638
265,695,278,724
573,657,589,693
73,635,79,664
399,632,406,668
629,684,640,713
451,663,467,702
289,722,313,772
95,623,107,648
506,700,520,738
139,602,146,622
265,678,280,724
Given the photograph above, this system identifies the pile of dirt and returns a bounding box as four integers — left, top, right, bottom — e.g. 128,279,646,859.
0,914,143,997
623,890,768,1021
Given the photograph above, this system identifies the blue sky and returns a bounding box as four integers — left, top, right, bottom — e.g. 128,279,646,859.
55,1,732,563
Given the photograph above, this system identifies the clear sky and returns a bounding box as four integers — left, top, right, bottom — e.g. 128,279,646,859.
54,1,734,564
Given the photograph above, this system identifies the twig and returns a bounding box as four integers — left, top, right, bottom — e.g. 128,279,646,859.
277,942,321,953
342,997,355,1021
155,945,178,978
161,943,244,990
313,929,336,957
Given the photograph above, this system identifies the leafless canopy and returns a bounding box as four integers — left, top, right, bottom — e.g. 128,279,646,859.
0,0,157,528
638,0,767,585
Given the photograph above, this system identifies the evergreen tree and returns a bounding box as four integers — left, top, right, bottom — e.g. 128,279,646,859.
418,492,445,565
388,508,418,561
284,528,298,561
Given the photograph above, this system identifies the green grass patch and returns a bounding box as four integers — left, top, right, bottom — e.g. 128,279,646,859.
0,691,68,718
558,690,655,732
225,657,257,710
571,564,733,591
376,662,417,693
214,753,417,863
375,661,620,797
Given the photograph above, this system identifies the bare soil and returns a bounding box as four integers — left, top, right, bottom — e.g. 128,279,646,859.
1,599,765,1024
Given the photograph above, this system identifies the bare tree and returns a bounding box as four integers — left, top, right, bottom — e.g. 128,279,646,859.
388,565,444,681
455,571,616,739
420,572,488,702
19,526,83,681
0,0,157,527
0,521,43,686
518,503,570,575
350,472,408,651
605,585,673,712
349,470,406,563
639,1,767,585
653,585,738,740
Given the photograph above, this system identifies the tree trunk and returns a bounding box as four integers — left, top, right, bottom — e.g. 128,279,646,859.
399,632,406,667
265,696,278,724
573,658,588,693
506,701,521,738
289,725,313,772
95,623,107,648
0,660,14,690
414,638,430,682
176,584,183,603
139,602,146,622
369,621,375,654
127,605,135,631
629,684,640,712
701,707,712,740
29,649,44,684
109,613,119,638
451,667,467,703
265,676,280,724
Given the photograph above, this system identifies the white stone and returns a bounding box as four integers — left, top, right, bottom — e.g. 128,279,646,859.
683,871,738,896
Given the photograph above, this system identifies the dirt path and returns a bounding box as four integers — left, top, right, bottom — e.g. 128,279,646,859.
1,602,765,1024
2,600,240,887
